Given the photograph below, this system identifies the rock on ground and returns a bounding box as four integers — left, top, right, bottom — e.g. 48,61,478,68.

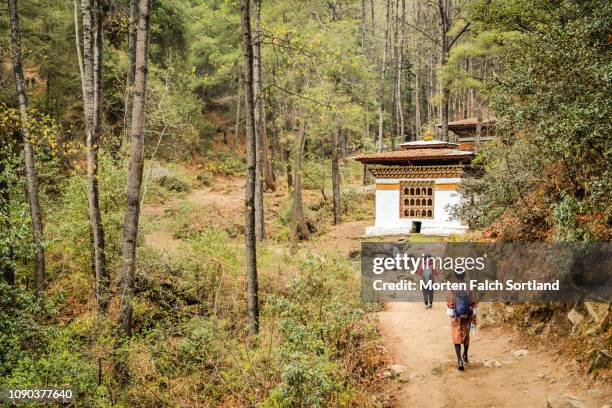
584,302,610,324
546,394,586,408
567,309,585,327
511,349,529,358
388,364,407,377
483,359,503,368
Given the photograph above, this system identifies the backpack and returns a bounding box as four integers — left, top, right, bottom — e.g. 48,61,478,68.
455,290,471,319
422,267,433,283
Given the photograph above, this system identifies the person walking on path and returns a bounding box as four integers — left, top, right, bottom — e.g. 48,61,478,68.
417,254,436,309
446,269,478,371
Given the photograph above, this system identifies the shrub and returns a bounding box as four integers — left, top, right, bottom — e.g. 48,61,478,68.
196,170,214,187
0,283,56,377
46,153,126,272
3,340,109,408
200,147,245,176
301,161,326,191
262,254,372,407
157,175,190,193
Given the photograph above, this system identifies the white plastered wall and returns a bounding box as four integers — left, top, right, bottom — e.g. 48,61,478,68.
365,177,468,237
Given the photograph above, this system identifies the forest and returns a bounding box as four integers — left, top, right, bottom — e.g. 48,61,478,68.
0,0,610,406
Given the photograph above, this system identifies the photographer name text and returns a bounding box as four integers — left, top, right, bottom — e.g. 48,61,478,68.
372,279,560,292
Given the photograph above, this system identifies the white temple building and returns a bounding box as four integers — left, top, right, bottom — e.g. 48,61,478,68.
355,139,474,236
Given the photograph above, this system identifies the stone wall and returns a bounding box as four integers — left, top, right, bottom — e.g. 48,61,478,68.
479,301,611,378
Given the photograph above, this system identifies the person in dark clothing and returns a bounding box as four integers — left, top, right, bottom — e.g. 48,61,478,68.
417,254,436,309
446,269,479,370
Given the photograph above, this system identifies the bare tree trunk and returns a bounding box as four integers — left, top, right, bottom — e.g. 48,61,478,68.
74,0,92,205
240,0,259,335
260,115,274,191
370,0,375,32
412,0,421,140
93,0,108,311
475,110,481,146
361,0,370,142
73,0,85,96
290,118,308,243
341,128,348,166
7,0,45,291
331,124,341,225
364,94,370,141
252,0,265,241
269,95,279,184
468,57,474,117
119,0,152,337
377,0,390,152
81,0,94,129
233,74,241,147
127,0,137,86
253,0,274,193
414,58,421,139
362,163,370,185
80,0,108,312
123,0,138,148
360,0,366,49
439,28,449,141
390,0,398,150
284,140,292,190
436,0,449,141
396,0,405,142
436,0,470,142
428,50,434,124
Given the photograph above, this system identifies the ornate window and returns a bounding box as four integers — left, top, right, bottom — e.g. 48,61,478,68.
400,181,434,219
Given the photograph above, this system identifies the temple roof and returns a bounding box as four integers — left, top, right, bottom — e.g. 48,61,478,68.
354,148,474,164
398,140,459,149
436,118,494,131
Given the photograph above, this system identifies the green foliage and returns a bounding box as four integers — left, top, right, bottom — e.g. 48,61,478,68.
551,194,587,242
196,170,214,186
454,0,612,241
0,1,81,117
0,144,36,276
201,147,246,175
46,153,126,271
3,341,108,408
0,203,34,273
263,254,371,407
0,296,113,407
186,0,241,94
302,160,327,191
156,175,190,193
145,59,205,160
0,283,56,377
150,1,188,64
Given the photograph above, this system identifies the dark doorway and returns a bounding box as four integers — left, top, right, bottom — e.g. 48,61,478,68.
412,221,422,233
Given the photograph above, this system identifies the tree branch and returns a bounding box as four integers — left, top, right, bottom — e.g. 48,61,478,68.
402,20,440,45
449,21,471,50
262,83,330,108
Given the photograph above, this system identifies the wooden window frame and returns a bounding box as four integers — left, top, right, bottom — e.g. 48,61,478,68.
399,181,435,219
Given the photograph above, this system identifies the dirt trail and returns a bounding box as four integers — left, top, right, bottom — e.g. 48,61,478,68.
143,176,245,218
142,177,245,252
378,302,610,408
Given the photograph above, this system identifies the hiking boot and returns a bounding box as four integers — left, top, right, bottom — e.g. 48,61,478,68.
462,353,468,364
457,358,464,371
